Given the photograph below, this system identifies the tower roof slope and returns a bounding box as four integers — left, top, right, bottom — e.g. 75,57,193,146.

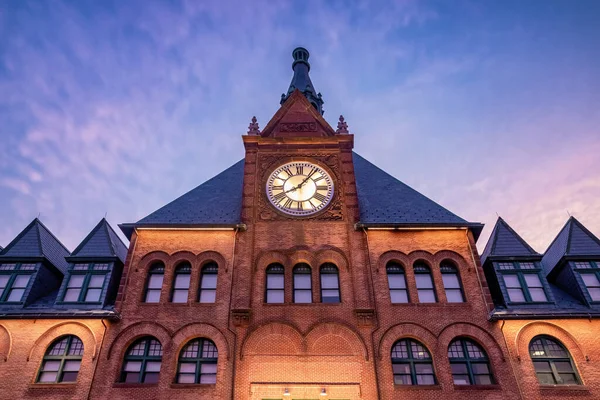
120,154,481,239
0,218,71,273
480,217,539,264
70,219,128,263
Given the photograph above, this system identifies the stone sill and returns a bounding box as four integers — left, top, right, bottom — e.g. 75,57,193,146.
112,382,159,388
28,383,77,390
170,383,216,389
453,384,501,390
394,384,441,390
539,384,590,392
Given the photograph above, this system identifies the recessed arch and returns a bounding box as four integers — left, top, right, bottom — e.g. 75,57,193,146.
241,321,304,358
171,322,231,360
0,324,12,361
28,321,97,361
305,321,369,360
105,321,171,360
514,321,586,361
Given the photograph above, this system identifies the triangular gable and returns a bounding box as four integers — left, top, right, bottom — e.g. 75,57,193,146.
352,153,476,228
260,89,336,138
0,219,71,274
480,217,539,264
71,219,128,263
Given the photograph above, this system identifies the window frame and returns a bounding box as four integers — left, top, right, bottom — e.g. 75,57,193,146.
0,262,38,303
386,262,409,304
440,261,465,303
413,262,437,303
176,338,218,384
144,263,165,303
292,263,312,304
529,335,581,385
171,263,192,303
319,263,341,303
36,335,84,384
496,261,549,304
265,264,285,304
573,261,600,303
120,337,163,384
448,338,495,386
198,262,218,303
391,338,436,385
61,262,111,304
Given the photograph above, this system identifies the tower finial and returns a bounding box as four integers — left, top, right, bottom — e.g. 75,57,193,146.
336,115,349,134
247,116,260,135
280,47,325,115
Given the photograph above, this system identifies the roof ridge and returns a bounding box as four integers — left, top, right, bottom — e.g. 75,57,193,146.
566,216,600,255
35,218,72,255
498,217,539,255
103,219,117,257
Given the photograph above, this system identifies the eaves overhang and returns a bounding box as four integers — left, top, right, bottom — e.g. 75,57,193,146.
489,311,600,321
355,222,484,241
119,223,247,240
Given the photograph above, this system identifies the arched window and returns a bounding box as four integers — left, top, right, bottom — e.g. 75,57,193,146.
448,338,494,385
293,264,312,303
199,262,218,303
320,263,340,303
37,335,84,383
440,261,465,303
529,336,580,385
265,264,284,303
121,337,163,383
414,262,436,303
144,263,164,303
386,262,408,303
391,339,436,385
171,262,191,303
177,338,218,384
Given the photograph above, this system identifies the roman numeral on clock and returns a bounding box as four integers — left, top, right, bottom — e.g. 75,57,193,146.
316,185,328,191
296,165,304,175
283,198,294,209
273,192,287,202
313,193,327,202
282,167,293,177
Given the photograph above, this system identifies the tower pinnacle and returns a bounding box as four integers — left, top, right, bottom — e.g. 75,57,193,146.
280,47,324,115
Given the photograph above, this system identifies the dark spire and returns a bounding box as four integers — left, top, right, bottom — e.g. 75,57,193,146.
280,47,324,115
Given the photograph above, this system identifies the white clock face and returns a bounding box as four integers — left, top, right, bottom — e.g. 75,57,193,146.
266,161,334,216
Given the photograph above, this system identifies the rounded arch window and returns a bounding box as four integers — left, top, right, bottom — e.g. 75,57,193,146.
414,262,436,303
293,263,312,303
265,263,284,303
391,339,435,385
529,336,580,385
120,336,163,383
144,262,165,303
171,262,192,303
177,338,219,384
320,263,340,303
199,262,218,303
448,337,494,385
37,335,84,383
440,261,465,303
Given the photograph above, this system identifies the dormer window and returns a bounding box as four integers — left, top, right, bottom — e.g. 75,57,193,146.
0,263,38,303
495,261,548,303
61,262,111,303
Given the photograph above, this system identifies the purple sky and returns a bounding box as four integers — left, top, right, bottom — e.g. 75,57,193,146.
1,0,599,252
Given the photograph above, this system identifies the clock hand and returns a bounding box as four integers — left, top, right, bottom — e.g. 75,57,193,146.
297,169,317,188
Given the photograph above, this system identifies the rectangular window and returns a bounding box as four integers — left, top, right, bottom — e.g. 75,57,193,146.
497,262,515,270
199,273,217,303
84,275,105,302
145,273,164,303
266,274,284,303
0,275,9,298
388,274,408,303
293,274,312,303
524,274,547,302
320,273,340,303
442,274,464,303
0,264,16,270
503,275,525,302
6,274,30,302
415,274,436,303
581,273,600,301
574,261,592,269
518,262,536,270
64,275,85,302
172,273,191,303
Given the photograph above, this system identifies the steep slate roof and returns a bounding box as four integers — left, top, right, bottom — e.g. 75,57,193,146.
0,218,70,274
480,217,540,264
541,217,600,276
69,219,128,263
121,153,482,239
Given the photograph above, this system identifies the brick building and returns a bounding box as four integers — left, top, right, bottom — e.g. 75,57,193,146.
0,47,598,399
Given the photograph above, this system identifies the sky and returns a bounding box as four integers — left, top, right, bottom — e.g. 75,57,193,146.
0,0,599,253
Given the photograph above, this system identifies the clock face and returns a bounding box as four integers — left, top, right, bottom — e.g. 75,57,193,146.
266,161,334,216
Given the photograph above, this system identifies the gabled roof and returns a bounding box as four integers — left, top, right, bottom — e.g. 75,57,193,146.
352,153,483,237
480,217,540,264
0,218,70,274
69,219,128,263
120,159,245,238
120,153,481,239
542,217,600,276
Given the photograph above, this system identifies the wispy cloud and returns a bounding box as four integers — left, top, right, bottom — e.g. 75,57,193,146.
0,0,598,253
